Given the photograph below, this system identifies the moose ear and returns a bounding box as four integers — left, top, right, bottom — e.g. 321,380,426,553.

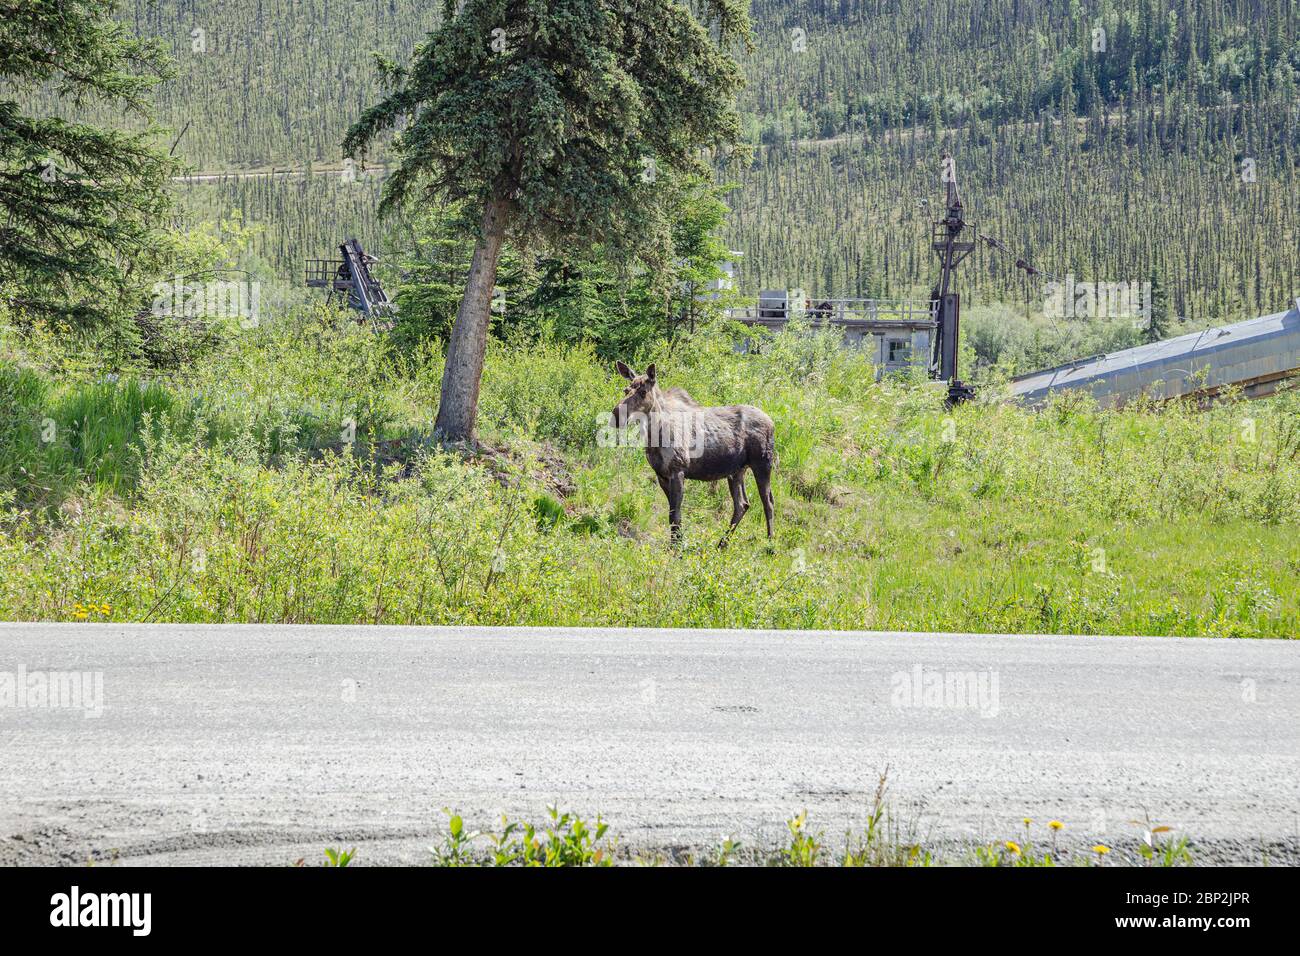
645,363,656,383
616,361,635,380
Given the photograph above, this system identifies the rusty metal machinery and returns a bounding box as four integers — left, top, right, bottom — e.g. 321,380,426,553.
305,238,395,320
929,155,977,405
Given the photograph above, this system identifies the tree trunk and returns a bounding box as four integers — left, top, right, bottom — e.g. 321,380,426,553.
434,198,509,441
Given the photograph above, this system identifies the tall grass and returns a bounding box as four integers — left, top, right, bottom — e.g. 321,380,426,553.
1,313,1297,635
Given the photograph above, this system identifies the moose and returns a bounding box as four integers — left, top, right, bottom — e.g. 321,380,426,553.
610,361,776,546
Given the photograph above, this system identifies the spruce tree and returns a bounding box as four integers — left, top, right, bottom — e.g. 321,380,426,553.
1145,265,1172,343
345,0,752,440
0,0,176,327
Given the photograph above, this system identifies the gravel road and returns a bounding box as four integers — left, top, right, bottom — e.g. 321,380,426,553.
1,624,1297,865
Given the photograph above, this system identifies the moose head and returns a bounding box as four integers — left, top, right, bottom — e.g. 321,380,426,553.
610,361,659,429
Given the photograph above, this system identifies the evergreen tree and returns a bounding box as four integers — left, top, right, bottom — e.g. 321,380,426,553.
667,178,742,337
345,0,751,440
509,177,739,357
0,0,176,327
386,205,483,350
1145,265,1172,343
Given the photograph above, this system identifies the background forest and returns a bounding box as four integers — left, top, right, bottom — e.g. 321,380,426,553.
20,0,1299,359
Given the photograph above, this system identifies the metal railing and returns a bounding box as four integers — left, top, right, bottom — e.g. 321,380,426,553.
305,259,348,289
724,297,937,327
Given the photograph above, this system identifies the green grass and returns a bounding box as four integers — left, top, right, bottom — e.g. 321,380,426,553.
1,309,1298,635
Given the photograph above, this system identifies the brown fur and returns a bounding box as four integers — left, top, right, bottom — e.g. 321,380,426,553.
611,361,776,546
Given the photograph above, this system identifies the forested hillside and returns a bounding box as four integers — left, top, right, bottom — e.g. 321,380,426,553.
736,0,1300,320
20,0,1300,323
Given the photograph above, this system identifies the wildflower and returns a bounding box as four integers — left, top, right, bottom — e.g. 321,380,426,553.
1048,820,1064,831
1092,844,1110,855
1004,841,1021,855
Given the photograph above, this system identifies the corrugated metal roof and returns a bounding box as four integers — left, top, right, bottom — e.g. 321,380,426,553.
1010,299,1300,406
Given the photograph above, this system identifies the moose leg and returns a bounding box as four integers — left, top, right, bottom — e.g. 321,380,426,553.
663,472,685,545
718,472,750,549
657,475,672,537
752,461,775,539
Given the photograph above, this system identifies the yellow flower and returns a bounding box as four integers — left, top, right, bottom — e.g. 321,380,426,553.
1004,841,1021,855
1092,844,1110,855
100,604,111,614
1022,818,1032,827
1049,820,1064,831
